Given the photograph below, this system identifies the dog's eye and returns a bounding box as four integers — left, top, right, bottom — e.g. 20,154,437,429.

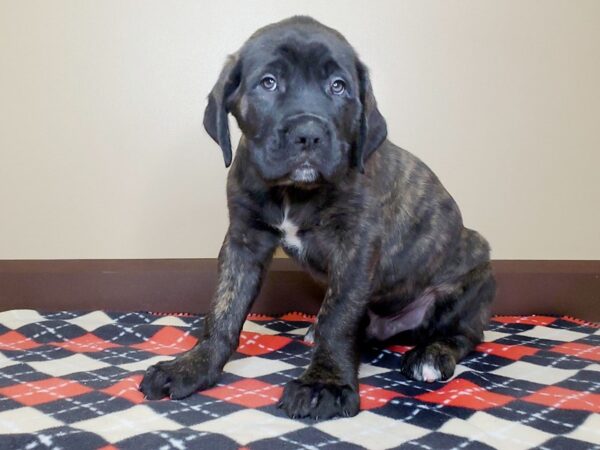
331,79,346,95
260,75,277,91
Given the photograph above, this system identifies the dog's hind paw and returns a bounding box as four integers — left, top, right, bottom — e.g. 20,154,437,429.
400,342,457,382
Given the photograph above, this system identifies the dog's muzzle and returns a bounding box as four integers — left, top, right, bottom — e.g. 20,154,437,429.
281,115,331,183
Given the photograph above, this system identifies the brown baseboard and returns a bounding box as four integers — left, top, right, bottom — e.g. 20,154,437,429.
0,259,598,321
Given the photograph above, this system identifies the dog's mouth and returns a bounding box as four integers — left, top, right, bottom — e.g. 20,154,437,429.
289,162,320,184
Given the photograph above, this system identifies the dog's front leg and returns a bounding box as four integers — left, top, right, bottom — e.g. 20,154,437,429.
140,227,277,400
278,242,378,419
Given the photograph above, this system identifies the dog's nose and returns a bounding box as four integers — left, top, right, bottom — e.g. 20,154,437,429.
286,120,327,152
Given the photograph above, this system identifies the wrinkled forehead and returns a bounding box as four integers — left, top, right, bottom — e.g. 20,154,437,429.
240,26,358,80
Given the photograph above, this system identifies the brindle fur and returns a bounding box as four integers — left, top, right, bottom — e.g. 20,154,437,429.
140,16,495,420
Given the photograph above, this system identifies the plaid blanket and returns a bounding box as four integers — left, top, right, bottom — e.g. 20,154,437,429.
0,310,598,449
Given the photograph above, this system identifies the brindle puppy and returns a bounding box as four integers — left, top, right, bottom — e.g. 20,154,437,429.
140,16,496,419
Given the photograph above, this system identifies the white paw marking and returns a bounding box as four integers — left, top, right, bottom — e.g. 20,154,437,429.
420,363,442,382
303,324,315,344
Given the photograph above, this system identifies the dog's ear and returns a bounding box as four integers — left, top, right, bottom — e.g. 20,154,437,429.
354,61,387,173
203,55,242,168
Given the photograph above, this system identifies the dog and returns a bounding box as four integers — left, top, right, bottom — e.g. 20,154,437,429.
140,16,496,419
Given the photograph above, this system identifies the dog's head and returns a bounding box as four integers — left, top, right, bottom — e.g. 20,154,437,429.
203,16,387,187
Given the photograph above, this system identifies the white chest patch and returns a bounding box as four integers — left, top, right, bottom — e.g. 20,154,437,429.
278,206,303,252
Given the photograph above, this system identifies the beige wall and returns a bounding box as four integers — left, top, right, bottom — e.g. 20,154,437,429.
1,0,598,260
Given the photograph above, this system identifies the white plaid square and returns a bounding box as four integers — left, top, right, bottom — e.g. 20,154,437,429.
0,406,63,433
439,411,553,450
223,356,296,378
66,312,113,332
491,360,579,385
191,409,306,445
316,410,429,449
28,354,111,377
518,326,589,343
71,404,183,443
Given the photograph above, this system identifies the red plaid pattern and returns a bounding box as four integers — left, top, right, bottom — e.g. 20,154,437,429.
0,310,598,449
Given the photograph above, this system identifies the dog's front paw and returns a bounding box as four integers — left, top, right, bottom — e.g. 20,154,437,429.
278,379,359,419
139,353,218,400
400,342,456,382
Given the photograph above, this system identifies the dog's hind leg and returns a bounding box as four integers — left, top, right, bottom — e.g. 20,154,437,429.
399,263,496,382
